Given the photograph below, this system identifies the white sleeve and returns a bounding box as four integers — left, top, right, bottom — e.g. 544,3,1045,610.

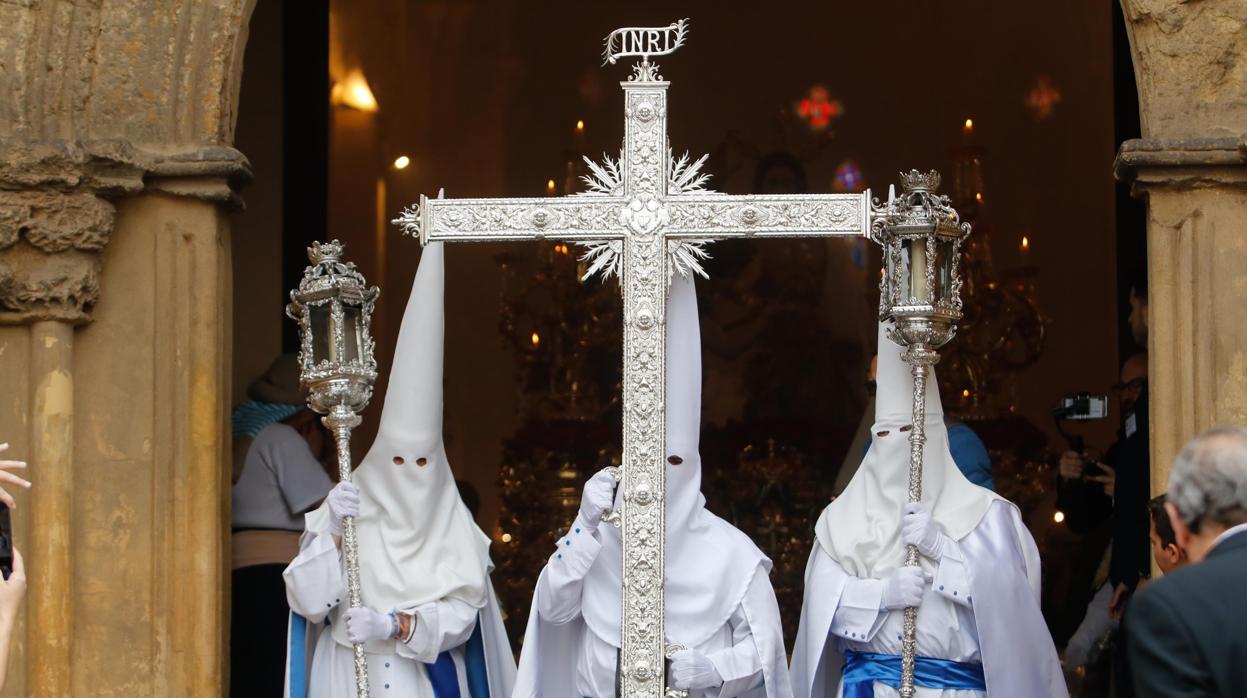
534,517,603,624
828,576,887,643
706,603,765,698
283,532,346,623
396,597,480,663
932,538,973,609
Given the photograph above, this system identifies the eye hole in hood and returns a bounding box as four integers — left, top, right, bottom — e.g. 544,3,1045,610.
393,456,405,465
667,455,683,465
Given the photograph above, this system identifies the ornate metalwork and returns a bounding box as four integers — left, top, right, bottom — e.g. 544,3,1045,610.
393,24,930,698
602,19,689,66
869,174,971,697
287,240,380,697
663,643,690,698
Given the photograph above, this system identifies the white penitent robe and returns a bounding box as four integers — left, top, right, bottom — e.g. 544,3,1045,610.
791,500,1065,698
283,529,515,698
515,515,788,698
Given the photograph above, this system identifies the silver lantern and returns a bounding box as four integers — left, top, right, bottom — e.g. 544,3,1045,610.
870,170,971,698
287,239,380,698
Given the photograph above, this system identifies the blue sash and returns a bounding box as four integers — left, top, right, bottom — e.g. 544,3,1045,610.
427,617,491,698
842,650,986,698
287,612,309,698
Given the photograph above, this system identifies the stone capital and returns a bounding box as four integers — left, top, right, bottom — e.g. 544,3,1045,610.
1114,136,1247,197
0,138,252,325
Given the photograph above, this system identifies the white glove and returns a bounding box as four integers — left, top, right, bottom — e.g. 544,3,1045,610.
344,606,394,644
881,565,926,611
901,502,948,560
327,481,360,537
578,468,618,531
669,649,723,690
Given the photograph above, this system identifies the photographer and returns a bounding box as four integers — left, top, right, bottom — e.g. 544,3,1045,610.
1058,352,1151,618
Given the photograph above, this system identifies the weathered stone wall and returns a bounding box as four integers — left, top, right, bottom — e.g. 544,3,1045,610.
1120,0,1247,139
1118,0,1247,498
0,1,254,695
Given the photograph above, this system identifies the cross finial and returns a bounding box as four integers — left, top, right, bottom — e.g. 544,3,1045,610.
602,19,689,80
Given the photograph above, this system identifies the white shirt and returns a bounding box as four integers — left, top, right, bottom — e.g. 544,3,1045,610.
233,423,333,531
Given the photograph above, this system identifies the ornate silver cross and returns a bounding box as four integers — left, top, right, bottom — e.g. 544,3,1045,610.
397,20,871,698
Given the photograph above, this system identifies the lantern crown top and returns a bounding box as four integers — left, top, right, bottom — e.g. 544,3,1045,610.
289,239,378,308
899,169,942,194
309,239,346,266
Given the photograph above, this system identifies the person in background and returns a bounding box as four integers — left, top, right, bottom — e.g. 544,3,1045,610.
1112,494,1188,698
1147,494,1185,574
839,355,996,493
0,442,29,694
1056,352,1150,621
1126,427,1247,698
231,354,334,698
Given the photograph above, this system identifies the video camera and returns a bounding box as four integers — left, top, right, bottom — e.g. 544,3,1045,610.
1053,392,1110,452
1054,393,1110,421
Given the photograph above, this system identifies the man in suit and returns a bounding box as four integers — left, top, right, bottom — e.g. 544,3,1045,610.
1125,426,1247,698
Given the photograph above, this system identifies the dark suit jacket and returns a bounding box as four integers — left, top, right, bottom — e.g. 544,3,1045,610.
1126,529,1247,697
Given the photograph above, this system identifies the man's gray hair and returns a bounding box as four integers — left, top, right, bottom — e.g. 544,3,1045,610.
1168,426,1247,532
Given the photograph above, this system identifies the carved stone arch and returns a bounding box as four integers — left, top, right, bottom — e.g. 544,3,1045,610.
1115,0,1247,503
0,1,257,695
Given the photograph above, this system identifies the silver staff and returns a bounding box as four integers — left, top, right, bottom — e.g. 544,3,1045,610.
287,240,381,698
869,171,971,697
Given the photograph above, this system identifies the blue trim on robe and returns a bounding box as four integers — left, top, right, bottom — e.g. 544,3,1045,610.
842,650,986,698
427,616,490,698
288,612,308,698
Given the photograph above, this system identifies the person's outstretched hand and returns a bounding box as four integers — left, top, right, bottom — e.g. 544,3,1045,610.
0,444,30,511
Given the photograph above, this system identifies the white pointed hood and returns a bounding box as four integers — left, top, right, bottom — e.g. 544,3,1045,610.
306,243,492,652
581,274,769,648
815,320,999,578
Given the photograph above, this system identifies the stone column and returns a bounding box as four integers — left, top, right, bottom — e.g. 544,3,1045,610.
0,142,248,696
26,321,73,696
0,142,143,695
0,1,255,693
1117,0,1247,494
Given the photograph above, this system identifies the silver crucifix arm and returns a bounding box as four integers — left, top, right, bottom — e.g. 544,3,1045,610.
664,192,871,239
396,193,628,244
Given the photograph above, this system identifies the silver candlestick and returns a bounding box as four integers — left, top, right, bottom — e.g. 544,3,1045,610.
287,240,380,698
870,171,971,697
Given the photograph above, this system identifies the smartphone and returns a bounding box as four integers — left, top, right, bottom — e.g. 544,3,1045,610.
0,504,12,580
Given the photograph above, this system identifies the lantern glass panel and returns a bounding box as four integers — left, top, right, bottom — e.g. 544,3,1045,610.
342,306,364,363
310,304,333,364
905,236,931,303
934,236,955,304
884,240,899,310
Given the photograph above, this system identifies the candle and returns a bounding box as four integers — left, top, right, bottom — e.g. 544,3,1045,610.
575,119,586,152
909,240,929,302
1021,235,1031,260
963,117,974,134
531,331,541,347
546,178,556,196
